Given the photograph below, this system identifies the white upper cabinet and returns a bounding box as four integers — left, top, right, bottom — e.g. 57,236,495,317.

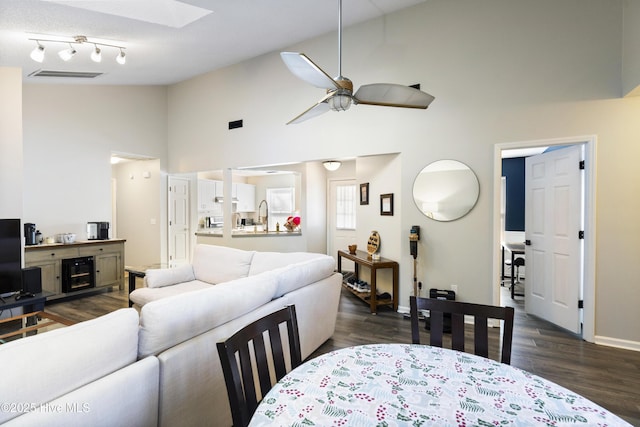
235,183,256,212
198,179,219,212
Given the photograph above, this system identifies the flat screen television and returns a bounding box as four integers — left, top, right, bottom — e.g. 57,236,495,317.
0,219,22,298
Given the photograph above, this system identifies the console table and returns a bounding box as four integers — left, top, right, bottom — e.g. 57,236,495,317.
337,249,398,314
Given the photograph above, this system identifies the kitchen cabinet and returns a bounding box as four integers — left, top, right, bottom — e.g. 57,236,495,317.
24,240,125,300
198,179,218,211
234,183,256,212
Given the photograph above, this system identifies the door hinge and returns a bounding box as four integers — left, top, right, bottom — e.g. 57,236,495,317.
579,160,585,170
578,300,584,309
578,230,584,239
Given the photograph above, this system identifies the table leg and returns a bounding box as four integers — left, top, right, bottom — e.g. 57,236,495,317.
392,264,398,311
370,266,377,315
511,251,515,299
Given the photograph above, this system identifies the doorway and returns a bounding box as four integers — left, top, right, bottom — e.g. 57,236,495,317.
493,136,596,343
168,175,191,267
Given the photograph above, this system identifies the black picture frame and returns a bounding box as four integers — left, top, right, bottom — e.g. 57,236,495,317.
380,193,394,216
360,183,369,205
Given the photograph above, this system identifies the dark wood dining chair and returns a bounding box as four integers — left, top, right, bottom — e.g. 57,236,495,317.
217,305,302,427
410,296,515,364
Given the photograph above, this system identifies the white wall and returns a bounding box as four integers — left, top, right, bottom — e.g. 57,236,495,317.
112,159,162,266
166,0,640,348
0,68,23,219
21,85,168,262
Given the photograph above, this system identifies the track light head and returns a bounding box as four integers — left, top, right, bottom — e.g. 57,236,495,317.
58,43,76,61
30,42,45,63
90,45,102,63
116,48,126,65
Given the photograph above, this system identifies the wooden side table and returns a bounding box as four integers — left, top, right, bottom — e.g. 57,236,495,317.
125,263,168,306
337,250,399,314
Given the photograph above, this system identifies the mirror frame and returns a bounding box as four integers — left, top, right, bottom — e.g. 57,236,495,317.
412,159,480,222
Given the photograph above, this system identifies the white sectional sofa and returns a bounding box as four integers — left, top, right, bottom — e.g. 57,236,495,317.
0,244,341,427
131,244,342,426
0,308,159,427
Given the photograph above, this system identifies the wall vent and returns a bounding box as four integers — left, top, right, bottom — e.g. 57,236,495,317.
28,70,103,78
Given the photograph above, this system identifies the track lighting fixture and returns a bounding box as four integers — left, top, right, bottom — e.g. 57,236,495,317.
116,48,126,65
30,42,45,63
28,35,126,65
91,45,102,63
58,43,76,61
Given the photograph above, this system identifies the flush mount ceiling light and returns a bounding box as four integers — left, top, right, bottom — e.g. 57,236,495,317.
323,161,342,171
28,35,127,65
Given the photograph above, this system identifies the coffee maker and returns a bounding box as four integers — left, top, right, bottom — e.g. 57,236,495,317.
24,222,37,246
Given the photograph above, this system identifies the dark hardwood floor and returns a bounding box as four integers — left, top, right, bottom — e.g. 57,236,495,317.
44,281,640,425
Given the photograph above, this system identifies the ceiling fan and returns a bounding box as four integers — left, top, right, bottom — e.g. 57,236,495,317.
280,0,435,125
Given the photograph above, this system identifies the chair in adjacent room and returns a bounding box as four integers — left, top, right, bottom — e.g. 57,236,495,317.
410,296,515,364
217,305,302,427
513,256,525,283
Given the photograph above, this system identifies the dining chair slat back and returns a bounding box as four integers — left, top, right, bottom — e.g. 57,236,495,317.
217,305,302,427
410,296,515,364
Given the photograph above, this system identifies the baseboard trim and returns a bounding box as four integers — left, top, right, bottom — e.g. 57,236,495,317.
594,335,640,352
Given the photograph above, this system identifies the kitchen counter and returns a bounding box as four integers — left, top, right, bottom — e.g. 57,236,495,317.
195,228,301,238
24,238,127,250
196,228,223,237
231,229,301,237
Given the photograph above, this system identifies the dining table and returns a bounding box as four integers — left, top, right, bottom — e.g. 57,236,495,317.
249,343,631,426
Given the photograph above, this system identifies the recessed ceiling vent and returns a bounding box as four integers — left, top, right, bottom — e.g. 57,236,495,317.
28,70,103,78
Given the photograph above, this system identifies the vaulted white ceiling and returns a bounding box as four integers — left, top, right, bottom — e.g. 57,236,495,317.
0,0,426,85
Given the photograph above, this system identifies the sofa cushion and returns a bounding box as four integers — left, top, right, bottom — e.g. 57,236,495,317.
138,271,278,357
0,308,139,424
192,244,255,284
130,279,212,307
273,255,337,297
249,251,329,276
145,264,195,288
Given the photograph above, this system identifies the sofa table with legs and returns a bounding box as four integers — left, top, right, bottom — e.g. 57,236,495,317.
337,249,398,314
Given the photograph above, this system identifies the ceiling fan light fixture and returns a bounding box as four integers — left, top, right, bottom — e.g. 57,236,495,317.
328,91,352,111
91,45,102,63
116,48,126,65
30,42,45,63
323,161,342,171
58,44,76,61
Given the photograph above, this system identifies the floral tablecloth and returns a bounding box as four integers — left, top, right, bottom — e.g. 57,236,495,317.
249,343,630,426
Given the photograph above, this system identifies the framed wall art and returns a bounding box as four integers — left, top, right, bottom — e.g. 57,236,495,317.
380,193,394,216
360,183,369,205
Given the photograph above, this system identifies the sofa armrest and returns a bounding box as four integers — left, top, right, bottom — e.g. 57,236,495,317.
144,264,195,288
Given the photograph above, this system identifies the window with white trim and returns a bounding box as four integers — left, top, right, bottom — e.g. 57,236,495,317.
336,184,356,230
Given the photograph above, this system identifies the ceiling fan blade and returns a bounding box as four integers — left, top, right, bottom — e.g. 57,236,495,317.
354,83,435,109
281,52,341,90
286,93,333,125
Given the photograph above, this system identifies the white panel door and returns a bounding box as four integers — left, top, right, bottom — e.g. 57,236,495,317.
168,176,190,267
525,145,583,333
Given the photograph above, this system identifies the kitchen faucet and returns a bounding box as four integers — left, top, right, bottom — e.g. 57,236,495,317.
258,199,268,232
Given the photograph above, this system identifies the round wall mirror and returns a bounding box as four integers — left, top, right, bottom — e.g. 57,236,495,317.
412,160,480,221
